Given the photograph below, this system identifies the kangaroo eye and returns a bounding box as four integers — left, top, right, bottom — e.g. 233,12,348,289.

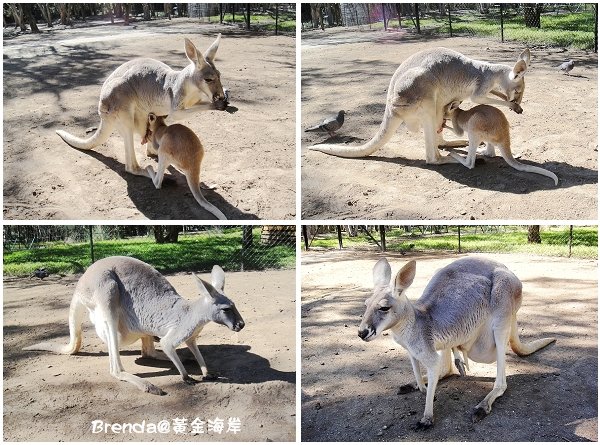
222,307,232,312
379,306,391,312
205,78,215,83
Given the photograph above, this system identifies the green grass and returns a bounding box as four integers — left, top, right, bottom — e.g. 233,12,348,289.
206,12,296,32
307,226,597,259
4,228,295,277
380,10,596,50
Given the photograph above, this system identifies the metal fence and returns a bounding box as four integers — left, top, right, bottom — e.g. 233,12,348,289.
302,225,598,259
3,225,296,274
190,3,296,35
302,3,598,51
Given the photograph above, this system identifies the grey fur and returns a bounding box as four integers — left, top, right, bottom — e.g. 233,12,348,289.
24,256,244,395
359,257,555,428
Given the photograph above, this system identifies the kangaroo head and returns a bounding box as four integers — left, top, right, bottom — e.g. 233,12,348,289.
358,258,416,342
184,35,225,109
194,265,245,332
505,48,530,104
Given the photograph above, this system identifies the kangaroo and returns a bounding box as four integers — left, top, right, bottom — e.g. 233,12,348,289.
56,35,227,178
24,256,245,395
309,47,530,164
441,101,558,185
142,113,227,220
358,257,555,429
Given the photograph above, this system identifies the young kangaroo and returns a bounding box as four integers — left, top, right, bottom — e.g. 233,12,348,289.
143,113,227,220
310,47,530,164
56,35,227,178
358,257,555,429
24,256,245,395
442,101,558,185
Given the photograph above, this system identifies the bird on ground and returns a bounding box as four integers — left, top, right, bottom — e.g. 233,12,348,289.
305,110,345,137
558,59,575,75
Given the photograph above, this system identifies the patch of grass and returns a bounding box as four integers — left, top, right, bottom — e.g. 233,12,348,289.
307,226,597,259
4,228,295,277
388,10,596,50
206,12,295,32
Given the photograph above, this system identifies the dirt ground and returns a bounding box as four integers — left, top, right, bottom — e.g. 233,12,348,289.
301,29,598,219
3,269,296,442
3,19,295,220
301,250,597,441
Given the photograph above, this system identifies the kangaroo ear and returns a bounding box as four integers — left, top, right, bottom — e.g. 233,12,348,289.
373,258,391,288
184,37,208,69
211,265,225,292
510,59,528,80
148,113,156,123
204,34,221,64
518,48,531,66
194,274,214,299
395,260,416,290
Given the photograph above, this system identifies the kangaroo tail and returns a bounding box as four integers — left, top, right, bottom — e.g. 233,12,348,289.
56,117,115,151
502,153,558,186
308,108,402,158
23,294,86,355
509,316,556,357
186,175,227,220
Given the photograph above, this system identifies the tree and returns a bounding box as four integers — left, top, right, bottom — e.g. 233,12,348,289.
37,3,53,27
59,3,72,26
153,225,182,243
21,4,40,33
527,225,541,244
7,4,26,31
524,4,541,28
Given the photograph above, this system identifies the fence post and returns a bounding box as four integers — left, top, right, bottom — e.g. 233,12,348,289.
88,225,95,263
448,4,452,37
275,4,279,35
382,4,387,30
500,4,504,43
380,226,386,252
414,3,421,34
568,225,573,258
302,226,309,250
595,4,598,53
458,225,461,253
337,226,343,249
241,226,253,271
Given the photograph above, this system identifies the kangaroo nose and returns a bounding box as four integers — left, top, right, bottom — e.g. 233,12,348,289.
358,328,370,340
234,320,245,332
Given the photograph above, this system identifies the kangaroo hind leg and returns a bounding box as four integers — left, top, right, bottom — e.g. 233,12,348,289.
97,278,165,395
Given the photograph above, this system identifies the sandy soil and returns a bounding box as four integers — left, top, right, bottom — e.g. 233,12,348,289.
301,29,597,219
3,268,296,442
3,19,295,220
301,250,597,441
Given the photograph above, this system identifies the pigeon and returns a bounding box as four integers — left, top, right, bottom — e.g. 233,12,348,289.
33,268,49,279
558,59,575,75
305,110,345,137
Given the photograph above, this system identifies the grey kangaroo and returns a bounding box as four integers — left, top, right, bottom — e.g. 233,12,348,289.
24,256,245,395
56,35,227,178
358,257,555,429
310,47,530,164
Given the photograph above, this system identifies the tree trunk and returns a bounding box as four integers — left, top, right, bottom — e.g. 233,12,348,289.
165,225,181,243
527,225,542,244
124,4,131,25
38,3,53,27
59,4,71,26
524,4,541,28
246,4,251,30
22,4,40,33
8,4,25,30
143,4,151,21
242,226,253,249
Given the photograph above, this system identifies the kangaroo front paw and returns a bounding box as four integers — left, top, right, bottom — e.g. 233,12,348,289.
397,383,419,394
471,406,489,422
183,376,200,385
455,358,467,377
146,384,166,396
511,103,523,114
413,417,434,431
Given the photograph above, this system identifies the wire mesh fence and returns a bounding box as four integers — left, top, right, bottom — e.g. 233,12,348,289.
302,225,598,259
302,3,597,51
189,3,296,35
3,225,296,277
